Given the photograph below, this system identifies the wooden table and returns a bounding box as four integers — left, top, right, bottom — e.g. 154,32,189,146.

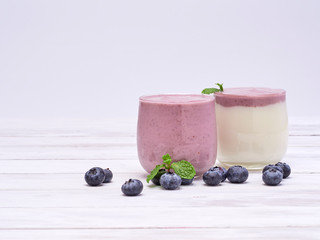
1,118,320,239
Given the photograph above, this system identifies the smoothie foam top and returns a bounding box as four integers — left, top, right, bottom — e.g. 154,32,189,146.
215,88,286,107
140,94,214,104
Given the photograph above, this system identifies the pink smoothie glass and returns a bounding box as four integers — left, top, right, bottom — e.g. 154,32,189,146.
137,94,217,175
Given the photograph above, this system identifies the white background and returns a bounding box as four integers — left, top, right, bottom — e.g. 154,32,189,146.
1,0,319,119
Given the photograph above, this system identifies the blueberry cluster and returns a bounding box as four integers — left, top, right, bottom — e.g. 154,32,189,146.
84,167,113,186
203,166,248,186
84,167,144,196
84,162,291,197
262,162,291,186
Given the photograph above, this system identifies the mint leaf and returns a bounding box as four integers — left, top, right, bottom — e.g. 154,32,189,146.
162,154,172,165
216,83,223,91
146,164,165,183
201,88,220,94
171,160,196,179
202,83,224,95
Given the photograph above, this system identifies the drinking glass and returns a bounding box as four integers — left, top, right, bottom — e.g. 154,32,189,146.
137,94,217,175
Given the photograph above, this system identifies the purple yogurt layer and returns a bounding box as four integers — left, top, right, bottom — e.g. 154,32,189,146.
215,88,286,107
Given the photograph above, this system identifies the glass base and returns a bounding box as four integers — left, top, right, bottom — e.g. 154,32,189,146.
216,160,269,171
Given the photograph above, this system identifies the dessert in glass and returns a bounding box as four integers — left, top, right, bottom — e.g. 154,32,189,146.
137,94,217,175
215,88,288,170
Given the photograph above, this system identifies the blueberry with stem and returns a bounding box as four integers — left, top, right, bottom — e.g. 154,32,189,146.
275,162,291,178
227,166,249,183
263,168,283,186
203,170,222,186
160,172,182,190
85,167,105,186
121,179,143,196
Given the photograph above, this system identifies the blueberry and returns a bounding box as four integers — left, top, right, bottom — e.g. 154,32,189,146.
121,179,143,196
262,164,284,176
151,169,166,185
203,170,222,186
102,168,113,183
263,168,283,186
209,166,227,182
181,177,194,185
85,167,105,186
275,162,291,178
159,172,182,190
227,166,249,183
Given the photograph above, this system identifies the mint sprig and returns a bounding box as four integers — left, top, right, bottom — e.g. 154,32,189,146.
202,83,224,94
146,154,196,183
162,154,172,166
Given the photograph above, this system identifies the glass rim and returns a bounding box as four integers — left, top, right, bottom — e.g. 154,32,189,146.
139,93,215,104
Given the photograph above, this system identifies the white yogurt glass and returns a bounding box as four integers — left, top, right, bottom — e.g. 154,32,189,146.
214,88,288,170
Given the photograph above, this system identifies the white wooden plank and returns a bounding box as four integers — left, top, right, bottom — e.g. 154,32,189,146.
0,135,318,148
0,136,136,146
0,171,316,191
0,206,319,229
0,143,318,160
0,145,138,160
0,173,319,208
0,119,136,137
288,136,320,146
289,125,320,136
0,159,144,174
0,228,320,240
0,118,318,137
0,155,319,174
0,127,318,137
